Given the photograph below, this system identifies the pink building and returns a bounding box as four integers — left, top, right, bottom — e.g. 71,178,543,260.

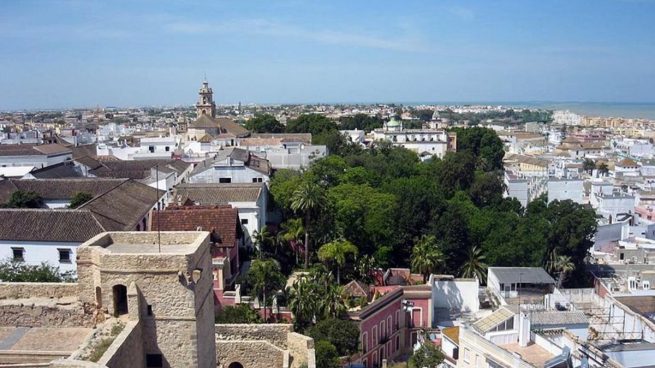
347,284,433,367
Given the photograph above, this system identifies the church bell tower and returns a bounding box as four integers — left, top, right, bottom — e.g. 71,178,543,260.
196,80,216,119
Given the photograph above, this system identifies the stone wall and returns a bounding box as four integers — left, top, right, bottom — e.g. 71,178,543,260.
0,302,94,328
0,282,79,300
215,324,293,348
287,332,315,368
215,340,285,368
98,321,144,368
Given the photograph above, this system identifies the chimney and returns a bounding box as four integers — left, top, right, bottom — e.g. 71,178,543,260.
518,312,531,347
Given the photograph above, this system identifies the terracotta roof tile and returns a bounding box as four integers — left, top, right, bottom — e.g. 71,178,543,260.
153,205,241,248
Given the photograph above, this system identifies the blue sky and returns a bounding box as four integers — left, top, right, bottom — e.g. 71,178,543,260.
1,0,654,109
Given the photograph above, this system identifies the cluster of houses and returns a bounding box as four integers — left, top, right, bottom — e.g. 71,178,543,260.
5,83,655,367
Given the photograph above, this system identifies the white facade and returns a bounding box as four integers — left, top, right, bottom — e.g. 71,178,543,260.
430,276,480,314
0,152,72,168
547,178,584,204
241,145,327,170
0,240,79,274
371,119,453,160
230,194,268,243
596,194,636,223
96,136,178,160
190,165,268,184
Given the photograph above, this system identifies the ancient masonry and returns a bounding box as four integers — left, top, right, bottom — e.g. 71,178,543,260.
0,231,316,368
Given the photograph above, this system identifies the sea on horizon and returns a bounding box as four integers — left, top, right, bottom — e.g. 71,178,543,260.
404,101,655,121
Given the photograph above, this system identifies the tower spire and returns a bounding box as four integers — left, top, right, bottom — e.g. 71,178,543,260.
196,79,216,119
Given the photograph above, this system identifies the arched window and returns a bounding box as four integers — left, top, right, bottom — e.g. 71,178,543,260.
228,363,244,368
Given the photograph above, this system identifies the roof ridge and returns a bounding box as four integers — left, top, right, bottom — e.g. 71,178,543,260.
77,178,131,208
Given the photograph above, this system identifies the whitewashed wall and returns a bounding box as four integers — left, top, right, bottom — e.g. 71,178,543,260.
0,240,79,274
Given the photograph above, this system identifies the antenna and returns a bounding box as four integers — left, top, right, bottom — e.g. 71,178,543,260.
156,164,161,253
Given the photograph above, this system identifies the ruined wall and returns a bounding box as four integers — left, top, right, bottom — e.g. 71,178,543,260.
0,302,94,328
287,332,315,368
215,341,285,368
0,282,79,300
98,321,144,368
215,324,292,348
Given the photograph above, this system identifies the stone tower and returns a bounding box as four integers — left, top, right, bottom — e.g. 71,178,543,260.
77,231,217,368
196,80,216,119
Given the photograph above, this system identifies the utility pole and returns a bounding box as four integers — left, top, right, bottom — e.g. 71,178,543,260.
155,164,161,253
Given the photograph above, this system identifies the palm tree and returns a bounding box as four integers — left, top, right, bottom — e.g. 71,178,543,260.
411,235,445,283
459,246,488,283
317,239,358,284
247,259,285,321
252,228,273,258
281,218,305,264
287,274,321,330
554,255,575,288
291,181,326,269
321,284,347,318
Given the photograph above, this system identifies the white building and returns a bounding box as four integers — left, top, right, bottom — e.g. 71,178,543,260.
238,133,327,170
189,147,271,184
371,118,456,160
552,110,582,126
0,144,72,168
547,177,584,204
173,183,268,242
96,136,178,160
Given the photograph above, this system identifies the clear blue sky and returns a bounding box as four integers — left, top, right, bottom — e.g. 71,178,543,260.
1,0,654,109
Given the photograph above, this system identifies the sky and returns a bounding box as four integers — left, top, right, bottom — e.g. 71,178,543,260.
1,0,654,110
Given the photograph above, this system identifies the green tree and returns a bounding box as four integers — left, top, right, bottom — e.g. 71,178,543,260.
411,235,445,282
317,240,358,284
287,274,320,331
215,304,262,324
269,169,304,214
69,192,93,209
291,180,327,268
286,114,338,136
459,246,488,283
582,158,596,174
328,184,397,261
309,318,359,356
321,284,347,318
408,342,445,368
245,114,285,133
545,200,597,286
315,340,339,368
546,250,575,288
0,260,73,282
281,218,305,265
598,162,609,176
5,190,43,208
246,259,286,321
252,228,273,258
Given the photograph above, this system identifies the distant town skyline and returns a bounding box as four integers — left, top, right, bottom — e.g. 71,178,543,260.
1,0,655,110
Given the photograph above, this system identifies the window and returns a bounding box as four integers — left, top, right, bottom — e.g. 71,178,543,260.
146,354,163,368
219,177,232,183
165,146,170,152
12,247,24,262
147,305,153,316
58,249,71,263
464,348,470,363
362,332,368,353
395,335,400,351
241,219,248,225
252,177,263,183
148,146,155,153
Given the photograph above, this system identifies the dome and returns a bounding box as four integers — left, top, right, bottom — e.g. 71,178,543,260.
387,118,401,127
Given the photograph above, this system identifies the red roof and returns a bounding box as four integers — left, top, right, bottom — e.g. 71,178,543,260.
153,205,240,249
